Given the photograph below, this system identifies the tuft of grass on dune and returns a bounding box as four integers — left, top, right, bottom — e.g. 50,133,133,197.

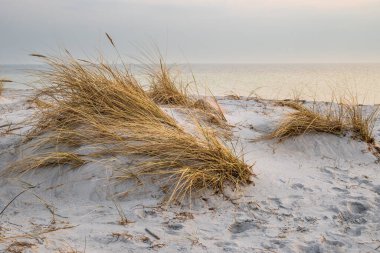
147,58,189,106
268,101,347,140
26,52,179,144
268,95,380,149
109,120,253,202
145,57,227,127
0,79,12,96
12,51,254,202
343,97,380,144
275,99,306,111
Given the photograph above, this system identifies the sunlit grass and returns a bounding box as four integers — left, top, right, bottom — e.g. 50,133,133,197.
270,94,379,147
12,50,254,202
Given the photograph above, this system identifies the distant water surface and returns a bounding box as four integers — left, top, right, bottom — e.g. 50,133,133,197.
1,63,380,104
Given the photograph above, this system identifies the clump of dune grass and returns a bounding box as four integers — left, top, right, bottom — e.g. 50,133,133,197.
145,58,227,127
111,120,253,202
15,51,253,202
26,52,179,144
0,79,12,95
268,95,380,148
344,101,379,144
349,106,379,144
268,101,347,140
148,59,189,106
275,99,306,111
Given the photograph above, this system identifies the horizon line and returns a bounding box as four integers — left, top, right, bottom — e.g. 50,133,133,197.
1,61,380,66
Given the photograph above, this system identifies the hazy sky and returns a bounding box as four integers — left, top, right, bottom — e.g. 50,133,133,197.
1,0,380,64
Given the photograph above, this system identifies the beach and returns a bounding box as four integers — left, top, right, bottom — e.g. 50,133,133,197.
2,0,380,252
1,88,380,252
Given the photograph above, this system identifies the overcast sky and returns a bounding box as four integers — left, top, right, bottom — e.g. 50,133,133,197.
1,0,380,64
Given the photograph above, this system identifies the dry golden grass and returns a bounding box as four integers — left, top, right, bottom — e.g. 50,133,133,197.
5,241,36,253
268,102,347,139
348,106,379,144
225,93,241,100
0,79,12,95
7,152,86,176
269,95,379,146
0,224,76,244
26,52,179,144
14,51,253,202
341,96,380,144
146,58,227,126
275,99,306,111
112,120,253,202
28,97,53,109
148,59,189,106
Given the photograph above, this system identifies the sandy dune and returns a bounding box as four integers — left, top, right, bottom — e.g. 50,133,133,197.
1,89,380,252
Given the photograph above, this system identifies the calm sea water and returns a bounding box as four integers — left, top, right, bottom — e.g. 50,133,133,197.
1,63,380,104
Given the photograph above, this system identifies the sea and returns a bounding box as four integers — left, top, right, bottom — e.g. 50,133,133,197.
1,63,380,104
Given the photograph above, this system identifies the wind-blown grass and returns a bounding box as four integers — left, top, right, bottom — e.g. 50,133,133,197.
147,59,189,106
268,96,379,147
268,101,347,139
343,96,379,144
112,120,253,202
7,152,86,176
146,58,227,127
14,51,253,202
27,52,179,145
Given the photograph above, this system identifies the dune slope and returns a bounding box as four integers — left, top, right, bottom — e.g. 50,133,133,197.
1,90,380,252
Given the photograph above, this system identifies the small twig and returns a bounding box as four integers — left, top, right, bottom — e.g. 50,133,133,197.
30,191,69,221
111,198,132,225
0,123,12,129
145,228,160,240
0,224,78,243
3,126,23,133
0,187,35,216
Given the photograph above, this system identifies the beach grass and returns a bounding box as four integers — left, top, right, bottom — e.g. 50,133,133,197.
268,101,346,139
7,152,86,176
145,57,227,127
269,96,379,146
16,52,253,202
343,97,379,144
0,79,12,95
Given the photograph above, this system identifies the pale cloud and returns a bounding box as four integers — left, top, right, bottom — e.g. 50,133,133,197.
0,0,379,64
128,0,378,9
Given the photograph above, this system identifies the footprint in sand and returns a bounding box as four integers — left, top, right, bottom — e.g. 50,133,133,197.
214,241,238,252
229,220,259,234
347,202,368,214
332,187,349,194
291,183,313,192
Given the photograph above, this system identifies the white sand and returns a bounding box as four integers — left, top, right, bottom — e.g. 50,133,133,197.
1,89,380,252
